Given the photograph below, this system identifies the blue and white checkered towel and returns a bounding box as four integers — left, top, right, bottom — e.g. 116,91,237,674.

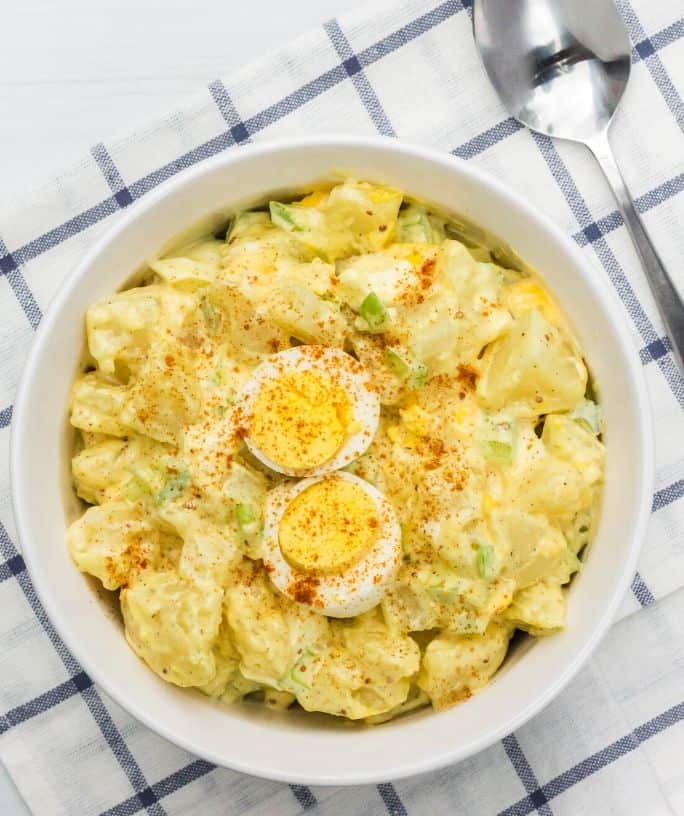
1,0,684,813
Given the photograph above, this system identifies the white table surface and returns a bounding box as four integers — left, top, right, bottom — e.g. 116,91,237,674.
1,0,348,197
1,1,347,812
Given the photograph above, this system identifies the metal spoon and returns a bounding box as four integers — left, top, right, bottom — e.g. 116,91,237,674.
473,0,684,376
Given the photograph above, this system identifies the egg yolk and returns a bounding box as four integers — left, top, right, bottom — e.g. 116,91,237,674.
278,477,379,574
249,371,352,470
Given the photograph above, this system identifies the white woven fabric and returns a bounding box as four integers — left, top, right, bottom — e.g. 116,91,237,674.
1,1,683,813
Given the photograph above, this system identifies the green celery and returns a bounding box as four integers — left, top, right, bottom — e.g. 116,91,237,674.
385,347,428,389
476,544,497,580
428,584,461,604
483,440,513,465
125,476,152,502
155,470,190,505
357,292,390,333
269,201,304,233
235,503,259,535
570,399,603,436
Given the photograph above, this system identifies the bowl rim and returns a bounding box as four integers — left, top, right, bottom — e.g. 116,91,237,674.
10,135,654,785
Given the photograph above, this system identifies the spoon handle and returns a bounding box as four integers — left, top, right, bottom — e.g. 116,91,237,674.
588,129,684,377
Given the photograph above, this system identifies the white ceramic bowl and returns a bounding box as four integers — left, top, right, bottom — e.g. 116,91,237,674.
11,137,653,785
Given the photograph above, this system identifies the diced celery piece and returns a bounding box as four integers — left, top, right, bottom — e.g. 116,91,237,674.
155,470,190,505
476,544,496,579
411,364,428,389
235,503,259,535
569,399,602,436
428,584,461,604
199,296,221,335
481,415,516,465
356,291,390,333
385,347,409,379
125,476,152,502
385,347,428,389
216,389,236,417
396,205,447,244
484,440,513,464
269,201,304,232
287,648,317,690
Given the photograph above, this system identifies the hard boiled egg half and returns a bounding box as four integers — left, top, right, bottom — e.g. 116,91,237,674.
237,345,380,477
262,472,402,617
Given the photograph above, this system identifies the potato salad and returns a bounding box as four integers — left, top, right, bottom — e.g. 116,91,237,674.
67,181,605,722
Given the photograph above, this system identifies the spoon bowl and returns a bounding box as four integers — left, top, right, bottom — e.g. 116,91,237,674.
474,0,631,140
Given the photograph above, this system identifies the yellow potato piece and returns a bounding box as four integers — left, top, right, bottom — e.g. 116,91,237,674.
504,278,562,324
418,621,512,710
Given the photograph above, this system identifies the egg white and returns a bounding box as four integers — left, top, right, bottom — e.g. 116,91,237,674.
238,345,380,477
262,472,402,618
